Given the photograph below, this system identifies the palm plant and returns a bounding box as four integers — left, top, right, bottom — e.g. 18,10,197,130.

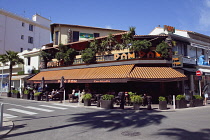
130,39,152,52
0,51,24,92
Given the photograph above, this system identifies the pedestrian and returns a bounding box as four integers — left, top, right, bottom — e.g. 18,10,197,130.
142,94,148,106
202,83,209,105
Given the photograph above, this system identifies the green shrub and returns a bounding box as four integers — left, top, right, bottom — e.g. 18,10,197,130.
102,94,114,100
12,90,19,94
176,95,185,100
17,71,24,75
34,92,42,96
193,95,203,100
32,70,40,74
130,95,142,104
128,92,136,97
82,93,92,100
24,90,29,94
159,96,166,101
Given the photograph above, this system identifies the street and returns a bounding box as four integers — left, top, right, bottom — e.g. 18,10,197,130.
1,97,210,140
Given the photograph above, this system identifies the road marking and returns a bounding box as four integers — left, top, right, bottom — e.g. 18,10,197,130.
53,103,78,108
7,108,38,115
39,105,68,110
3,113,18,118
25,106,54,112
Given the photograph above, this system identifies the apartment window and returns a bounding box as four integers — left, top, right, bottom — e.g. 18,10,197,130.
29,24,33,31
27,57,31,65
94,33,100,38
21,35,24,40
28,36,33,44
22,22,25,27
20,48,23,52
55,31,59,45
73,31,79,42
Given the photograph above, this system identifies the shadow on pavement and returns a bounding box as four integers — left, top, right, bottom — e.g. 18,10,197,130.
67,109,167,131
155,128,210,140
5,109,166,138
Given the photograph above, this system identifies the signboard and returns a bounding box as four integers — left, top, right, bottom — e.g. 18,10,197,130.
164,25,175,33
80,33,94,39
196,70,202,76
172,55,183,68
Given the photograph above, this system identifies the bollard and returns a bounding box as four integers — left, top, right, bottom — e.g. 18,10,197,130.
0,103,3,128
173,95,176,109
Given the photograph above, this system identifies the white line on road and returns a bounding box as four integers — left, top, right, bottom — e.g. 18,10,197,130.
7,108,38,115
39,105,68,110
3,113,18,118
53,103,78,108
25,106,54,112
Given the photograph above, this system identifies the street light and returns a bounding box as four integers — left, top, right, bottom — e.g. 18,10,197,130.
0,63,4,96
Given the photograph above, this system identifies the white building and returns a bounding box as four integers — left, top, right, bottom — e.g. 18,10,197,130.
0,9,51,55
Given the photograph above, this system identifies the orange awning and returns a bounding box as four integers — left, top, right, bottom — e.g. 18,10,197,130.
29,65,187,83
29,65,134,83
129,67,187,82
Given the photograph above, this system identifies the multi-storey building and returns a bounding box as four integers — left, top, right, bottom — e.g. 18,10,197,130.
0,9,51,54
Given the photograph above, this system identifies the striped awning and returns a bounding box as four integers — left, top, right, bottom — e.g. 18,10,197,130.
29,65,134,83
29,65,187,83
129,67,187,82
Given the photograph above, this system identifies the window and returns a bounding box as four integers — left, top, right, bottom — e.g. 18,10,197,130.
22,22,25,27
94,33,100,38
73,31,79,42
55,31,59,45
20,48,23,52
21,35,24,40
27,57,31,65
28,36,33,44
29,24,33,31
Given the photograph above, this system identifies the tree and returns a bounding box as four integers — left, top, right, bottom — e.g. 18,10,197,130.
55,44,76,65
156,41,171,59
0,51,24,92
130,39,152,52
40,50,53,68
81,48,96,64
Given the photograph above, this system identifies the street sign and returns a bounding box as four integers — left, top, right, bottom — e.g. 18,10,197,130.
196,70,202,76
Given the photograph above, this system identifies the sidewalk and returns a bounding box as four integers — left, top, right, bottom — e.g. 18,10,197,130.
0,118,14,139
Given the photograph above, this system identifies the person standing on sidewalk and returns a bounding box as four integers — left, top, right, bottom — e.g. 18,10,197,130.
202,83,209,105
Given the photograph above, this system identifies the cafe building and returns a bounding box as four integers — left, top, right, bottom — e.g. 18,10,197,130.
29,27,191,103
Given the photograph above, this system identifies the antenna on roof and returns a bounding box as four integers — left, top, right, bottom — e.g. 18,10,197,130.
158,25,161,27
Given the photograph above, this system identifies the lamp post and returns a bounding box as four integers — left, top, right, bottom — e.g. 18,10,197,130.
0,64,4,96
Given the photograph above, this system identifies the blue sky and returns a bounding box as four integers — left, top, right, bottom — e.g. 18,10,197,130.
1,0,210,36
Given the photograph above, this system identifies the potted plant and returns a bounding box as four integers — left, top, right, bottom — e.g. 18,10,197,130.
159,96,167,110
176,95,187,108
83,93,92,106
22,89,30,99
193,95,203,107
34,92,42,101
7,91,11,97
130,95,142,110
101,94,114,109
11,89,20,98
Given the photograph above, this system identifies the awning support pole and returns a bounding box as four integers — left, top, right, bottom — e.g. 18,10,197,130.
173,95,176,109
199,80,202,96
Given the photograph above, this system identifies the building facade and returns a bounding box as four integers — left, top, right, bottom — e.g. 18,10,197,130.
150,25,210,97
0,9,51,54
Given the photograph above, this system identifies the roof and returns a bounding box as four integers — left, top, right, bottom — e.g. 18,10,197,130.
51,23,127,32
43,31,128,51
129,67,187,82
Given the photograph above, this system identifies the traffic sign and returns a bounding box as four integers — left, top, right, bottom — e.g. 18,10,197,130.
196,70,202,76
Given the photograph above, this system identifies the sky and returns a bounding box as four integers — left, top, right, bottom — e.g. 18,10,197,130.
1,0,210,36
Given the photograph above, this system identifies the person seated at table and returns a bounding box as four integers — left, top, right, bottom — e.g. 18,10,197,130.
49,89,60,100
